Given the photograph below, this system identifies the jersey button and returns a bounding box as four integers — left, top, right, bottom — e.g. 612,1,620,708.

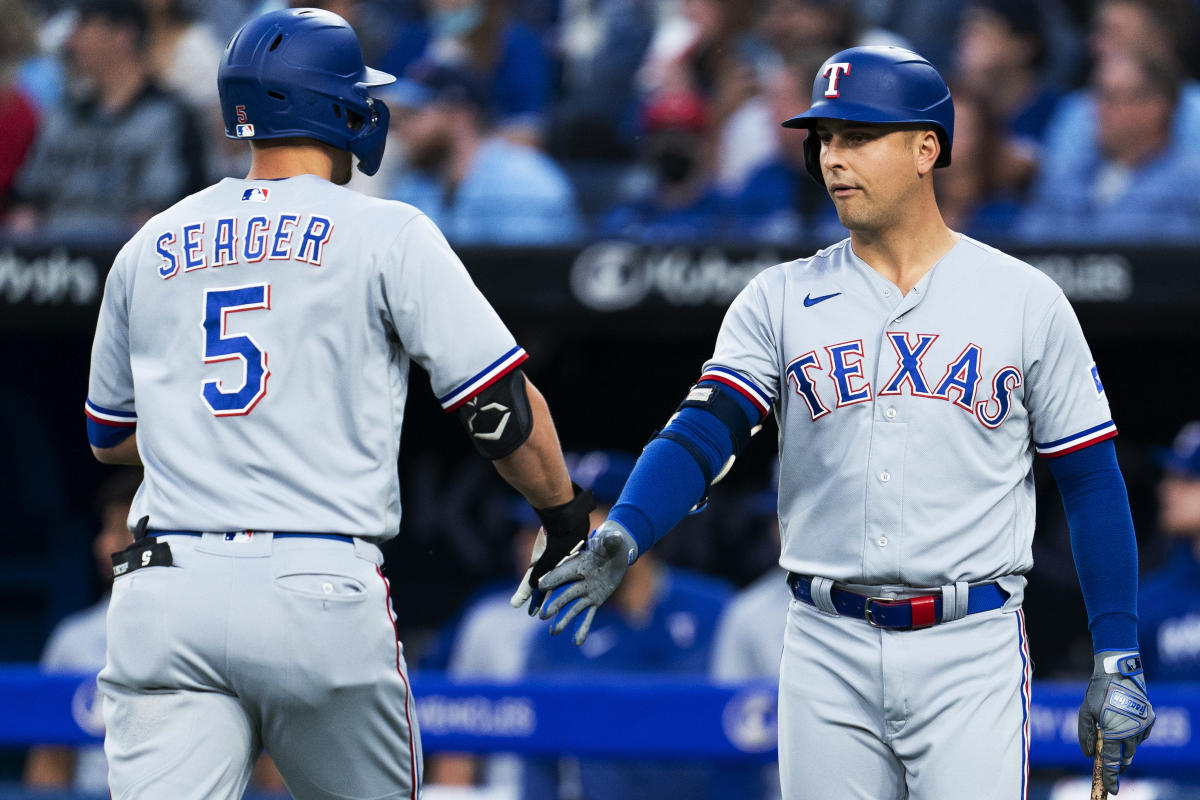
878,537,888,547
884,408,897,420
879,471,891,483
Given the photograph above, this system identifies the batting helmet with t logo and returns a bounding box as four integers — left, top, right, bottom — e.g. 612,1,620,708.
782,46,954,186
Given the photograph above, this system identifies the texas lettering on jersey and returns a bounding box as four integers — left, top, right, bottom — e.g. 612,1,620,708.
155,213,335,278
785,332,1022,428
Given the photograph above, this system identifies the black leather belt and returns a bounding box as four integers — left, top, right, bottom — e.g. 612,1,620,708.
788,573,1007,630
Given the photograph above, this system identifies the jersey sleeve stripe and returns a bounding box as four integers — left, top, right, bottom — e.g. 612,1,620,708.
84,399,138,426
439,346,529,412
698,367,771,416
1035,420,1118,457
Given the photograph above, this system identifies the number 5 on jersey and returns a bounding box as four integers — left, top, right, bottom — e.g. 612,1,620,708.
202,283,271,416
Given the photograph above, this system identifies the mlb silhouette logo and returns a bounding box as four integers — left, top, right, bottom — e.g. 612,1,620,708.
242,187,270,202
236,123,255,137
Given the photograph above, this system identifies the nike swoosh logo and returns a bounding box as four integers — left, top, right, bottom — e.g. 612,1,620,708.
803,292,841,307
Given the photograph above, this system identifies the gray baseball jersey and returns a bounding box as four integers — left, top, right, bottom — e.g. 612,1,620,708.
87,175,526,538
703,236,1114,588
87,175,529,800
700,235,1110,800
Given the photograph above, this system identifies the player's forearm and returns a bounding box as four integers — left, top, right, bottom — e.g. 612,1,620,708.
91,431,142,465
492,380,574,509
1049,439,1139,651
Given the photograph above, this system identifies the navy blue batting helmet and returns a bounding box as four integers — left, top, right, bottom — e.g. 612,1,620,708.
782,46,954,186
218,8,395,176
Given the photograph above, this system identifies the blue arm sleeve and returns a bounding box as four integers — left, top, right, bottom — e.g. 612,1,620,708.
1046,439,1139,652
609,382,762,555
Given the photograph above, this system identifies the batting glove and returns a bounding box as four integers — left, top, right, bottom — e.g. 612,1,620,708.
510,486,595,616
536,521,638,645
1078,651,1155,794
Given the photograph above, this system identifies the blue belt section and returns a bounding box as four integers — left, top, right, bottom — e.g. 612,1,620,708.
787,573,1007,629
149,531,354,543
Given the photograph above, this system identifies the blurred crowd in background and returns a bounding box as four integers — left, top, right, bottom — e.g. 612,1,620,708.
5,0,1200,245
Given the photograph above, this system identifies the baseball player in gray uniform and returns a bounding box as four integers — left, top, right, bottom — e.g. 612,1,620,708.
85,9,595,799
525,47,1155,798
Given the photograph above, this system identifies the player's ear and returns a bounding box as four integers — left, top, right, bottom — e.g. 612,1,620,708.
914,129,940,176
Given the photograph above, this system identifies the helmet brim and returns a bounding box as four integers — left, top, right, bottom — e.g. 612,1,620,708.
362,66,396,87
781,100,945,131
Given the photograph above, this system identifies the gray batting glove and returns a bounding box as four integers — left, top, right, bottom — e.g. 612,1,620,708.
1078,651,1155,794
536,520,638,645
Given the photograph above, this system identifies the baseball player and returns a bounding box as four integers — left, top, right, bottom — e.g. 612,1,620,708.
84,9,594,799
521,47,1156,798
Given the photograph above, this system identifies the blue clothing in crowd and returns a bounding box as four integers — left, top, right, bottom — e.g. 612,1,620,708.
1040,82,1200,175
380,18,550,129
521,567,733,800
1139,542,1200,682
1007,85,1062,150
1017,141,1200,243
389,137,583,245
731,159,843,245
598,189,734,244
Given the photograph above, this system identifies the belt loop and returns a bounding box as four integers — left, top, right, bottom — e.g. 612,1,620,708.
810,576,838,616
941,581,970,622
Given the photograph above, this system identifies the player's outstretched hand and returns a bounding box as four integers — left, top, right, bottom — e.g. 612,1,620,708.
1078,652,1155,794
510,487,596,616
536,521,638,646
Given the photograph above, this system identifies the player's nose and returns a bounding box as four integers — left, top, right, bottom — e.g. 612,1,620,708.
820,138,847,174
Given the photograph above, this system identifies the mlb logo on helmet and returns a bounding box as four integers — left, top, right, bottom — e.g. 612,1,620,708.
236,123,255,137
241,187,270,202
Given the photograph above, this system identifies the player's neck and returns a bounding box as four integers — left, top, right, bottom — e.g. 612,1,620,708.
246,143,336,182
849,208,959,295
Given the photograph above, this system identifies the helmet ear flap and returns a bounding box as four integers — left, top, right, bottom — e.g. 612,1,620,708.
348,95,389,176
802,131,825,187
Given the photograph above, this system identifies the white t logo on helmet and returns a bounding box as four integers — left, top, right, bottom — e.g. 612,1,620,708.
822,62,852,98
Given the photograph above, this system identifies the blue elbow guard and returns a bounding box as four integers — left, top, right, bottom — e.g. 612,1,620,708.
657,381,763,490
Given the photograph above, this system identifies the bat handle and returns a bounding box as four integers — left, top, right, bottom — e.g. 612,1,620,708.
1091,726,1107,800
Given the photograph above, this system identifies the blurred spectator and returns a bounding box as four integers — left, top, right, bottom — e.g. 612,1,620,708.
6,0,206,239
423,503,543,792
522,452,734,800
933,86,1022,243
0,0,40,217
548,0,655,160
386,60,583,244
727,53,840,245
427,450,635,794
143,0,231,180
861,0,1083,84
1018,51,1200,243
1089,0,1200,78
1041,0,1200,178
143,0,222,112
710,479,787,800
638,0,777,194
22,469,140,794
952,0,1062,196
597,89,733,243
1139,422,1200,682
379,0,552,145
